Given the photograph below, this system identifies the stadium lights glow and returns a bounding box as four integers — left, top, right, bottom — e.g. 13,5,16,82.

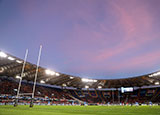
94,80,97,82
40,80,45,83
85,85,89,88
16,75,21,79
45,69,56,75
8,56,15,61
55,72,60,76
155,82,159,85
16,60,23,64
149,72,160,77
82,78,97,82
14,89,17,92
70,76,74,79
62,84,67,87
98,86,102,89
0,51,7,58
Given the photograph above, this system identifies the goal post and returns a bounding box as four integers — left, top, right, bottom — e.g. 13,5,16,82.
30,45,42,107
14,45,42,108
14,49,28,107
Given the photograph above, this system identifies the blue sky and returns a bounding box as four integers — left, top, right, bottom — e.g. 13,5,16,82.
0,0,160,79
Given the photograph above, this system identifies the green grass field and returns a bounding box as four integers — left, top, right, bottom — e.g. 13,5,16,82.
0,105,160,115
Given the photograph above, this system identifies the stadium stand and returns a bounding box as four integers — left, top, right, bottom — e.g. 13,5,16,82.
0,51,160,106
0,76,160,106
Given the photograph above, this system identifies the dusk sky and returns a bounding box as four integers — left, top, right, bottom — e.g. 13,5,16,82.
0,0,160,79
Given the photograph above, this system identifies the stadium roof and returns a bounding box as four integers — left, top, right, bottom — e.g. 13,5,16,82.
0,51,160,89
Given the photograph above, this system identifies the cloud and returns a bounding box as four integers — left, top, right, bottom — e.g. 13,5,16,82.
3,0,159,78
109,50,160,71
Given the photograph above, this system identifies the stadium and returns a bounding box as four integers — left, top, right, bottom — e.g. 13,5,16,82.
1,0,160,115
0,51,160,114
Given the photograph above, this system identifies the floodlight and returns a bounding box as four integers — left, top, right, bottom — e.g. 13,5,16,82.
62,84,67,87
45,69,55,75
55,73,60,76
149,72,160,77
85,85,89,88
0,51,7,58
82,78,97,82
14,89,17,91
16,60,23,63
70,76,74,79
156,72,160,76
93,80,97,82
45,69,51,74
155,82,159,85
8,56,15,61
82,78,88,82
98,86,102,89
16,75,21,79
40,80,45,83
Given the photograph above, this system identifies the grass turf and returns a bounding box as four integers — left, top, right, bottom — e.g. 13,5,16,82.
0,105,160,115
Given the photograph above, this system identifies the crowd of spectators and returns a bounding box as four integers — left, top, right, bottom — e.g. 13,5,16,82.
0,76,160,106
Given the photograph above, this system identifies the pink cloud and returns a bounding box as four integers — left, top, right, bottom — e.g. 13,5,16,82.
20,0,157,78
90,1,153,63
110,50,160,71
110,0,153,38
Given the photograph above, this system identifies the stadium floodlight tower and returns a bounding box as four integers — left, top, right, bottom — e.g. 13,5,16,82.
14,49,28,107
